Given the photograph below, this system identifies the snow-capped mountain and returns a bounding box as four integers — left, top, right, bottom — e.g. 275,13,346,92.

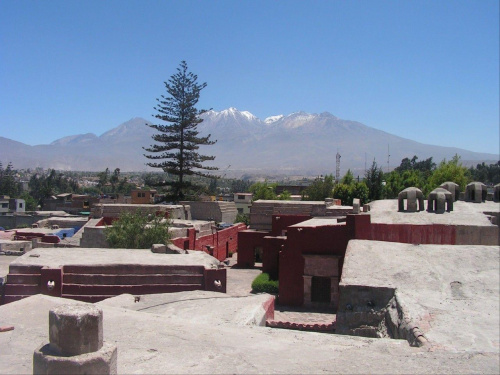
264,115,284,124
0,108,497,176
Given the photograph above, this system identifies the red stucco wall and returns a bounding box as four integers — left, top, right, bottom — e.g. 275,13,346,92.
271,215,311,236
262,236,286,279
237,230,268,268
172,224,246,262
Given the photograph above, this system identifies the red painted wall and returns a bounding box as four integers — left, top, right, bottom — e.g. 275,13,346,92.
270,215,311,236
172,224,246,262
262,236,286,279
278,223,349,306
237,230,268,268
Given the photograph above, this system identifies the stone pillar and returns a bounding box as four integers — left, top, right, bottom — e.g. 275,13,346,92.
352,198,360,214
33,304,117,374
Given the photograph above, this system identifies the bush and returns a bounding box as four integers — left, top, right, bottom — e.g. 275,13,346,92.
251,273,279,294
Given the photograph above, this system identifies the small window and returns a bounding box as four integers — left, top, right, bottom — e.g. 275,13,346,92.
238,195,245,200
237,208,243,213
19,203,23,208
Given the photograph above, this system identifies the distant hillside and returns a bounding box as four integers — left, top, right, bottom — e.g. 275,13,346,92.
0,109,497,177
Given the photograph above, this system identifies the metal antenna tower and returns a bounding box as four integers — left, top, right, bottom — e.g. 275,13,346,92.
336,151,341,182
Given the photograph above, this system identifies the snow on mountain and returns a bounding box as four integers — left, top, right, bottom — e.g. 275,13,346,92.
264,115,284,124
206,108,259,122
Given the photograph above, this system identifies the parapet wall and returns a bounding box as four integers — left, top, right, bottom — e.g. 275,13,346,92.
91,204,190,220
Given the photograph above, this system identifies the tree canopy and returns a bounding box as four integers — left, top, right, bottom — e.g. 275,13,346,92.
105,211,171,249
302,174,334,201
144,61,218,201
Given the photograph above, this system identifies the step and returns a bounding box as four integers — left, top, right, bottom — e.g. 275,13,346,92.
63,264,205,275
63,274,204,285
8,265,43,275
6,274,41,285
62,283,202,296
4,284,41,295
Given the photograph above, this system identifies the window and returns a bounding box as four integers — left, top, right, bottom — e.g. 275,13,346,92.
1,203,8,208
237,195,245,200
311,277,331,303
19,203,23,208
237,208,243,214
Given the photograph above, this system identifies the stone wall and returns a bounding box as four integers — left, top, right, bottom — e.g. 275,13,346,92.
336,285,428,347
250,201,329,232
180,201,237,224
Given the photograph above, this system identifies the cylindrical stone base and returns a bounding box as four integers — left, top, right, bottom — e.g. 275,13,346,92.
33,342,117,375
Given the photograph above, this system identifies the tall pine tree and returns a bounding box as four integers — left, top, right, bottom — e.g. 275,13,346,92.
144,61,217,201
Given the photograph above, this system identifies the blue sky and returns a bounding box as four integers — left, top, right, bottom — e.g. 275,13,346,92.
1,0,498,155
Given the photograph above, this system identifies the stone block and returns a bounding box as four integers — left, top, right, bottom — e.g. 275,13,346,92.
49,305,103,356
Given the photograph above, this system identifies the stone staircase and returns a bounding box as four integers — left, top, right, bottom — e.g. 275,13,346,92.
2,265,43,304
2,264,215,305
60,265,205,303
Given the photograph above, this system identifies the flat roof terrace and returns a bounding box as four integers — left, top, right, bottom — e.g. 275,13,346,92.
369,199,498,226
9,248,219,269
341,240,499,353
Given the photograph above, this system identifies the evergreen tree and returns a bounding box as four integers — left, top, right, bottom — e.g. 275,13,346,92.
144,61,217,201
365,160,384,202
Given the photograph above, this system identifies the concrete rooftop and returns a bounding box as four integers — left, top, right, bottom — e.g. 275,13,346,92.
369,199,499,226
9,248,220,269
1,293,498,374
342,240,500,353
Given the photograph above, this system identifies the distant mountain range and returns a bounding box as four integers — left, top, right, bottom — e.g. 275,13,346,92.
1,108,497,178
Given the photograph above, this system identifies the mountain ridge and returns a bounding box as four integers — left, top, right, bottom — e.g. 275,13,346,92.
1,109,497,177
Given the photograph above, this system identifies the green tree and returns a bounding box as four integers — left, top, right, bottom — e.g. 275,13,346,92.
144,61,218,201
469,161,500,185
333,183,351,205
19,192,38,211
341,169,354,185
333,181,369,205
278,189,292,200
427,155,470,191
105,211,172,249
351,182,369,205
249,181,278,200
0,162,20,197
365,161,384,202
302,174,334,201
